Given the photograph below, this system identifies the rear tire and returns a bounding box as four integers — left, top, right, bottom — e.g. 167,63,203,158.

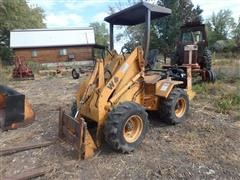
72,69,80,79
104,102,149,153
159,88,189,125
205,69,216,83
201,48,212,70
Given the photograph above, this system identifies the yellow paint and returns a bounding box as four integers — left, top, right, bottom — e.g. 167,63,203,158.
24,98,35,122
155,80,183,98
61,47,196,159
83,130,97,159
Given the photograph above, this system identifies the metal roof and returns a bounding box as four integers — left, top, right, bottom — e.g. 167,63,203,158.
10,28,95,49
104,2,171,25
11,27,93,32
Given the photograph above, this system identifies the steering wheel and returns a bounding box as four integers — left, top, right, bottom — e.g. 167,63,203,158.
120,45,132,60
121,45,132,54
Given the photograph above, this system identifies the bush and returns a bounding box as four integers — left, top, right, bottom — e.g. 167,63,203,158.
0,46,13,65
211,40,238,56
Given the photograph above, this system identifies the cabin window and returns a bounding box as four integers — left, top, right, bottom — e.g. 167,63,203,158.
32,49,37,57
193,31,203,42
182,32,194,43
59,48,67,56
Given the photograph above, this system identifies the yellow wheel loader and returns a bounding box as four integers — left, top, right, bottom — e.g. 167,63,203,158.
59,2,195,159
0,85,35,130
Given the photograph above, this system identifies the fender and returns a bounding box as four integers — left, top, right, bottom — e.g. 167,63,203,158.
155,80,183,98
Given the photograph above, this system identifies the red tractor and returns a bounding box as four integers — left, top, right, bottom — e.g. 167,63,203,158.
12,56,34,80
171,22,216,82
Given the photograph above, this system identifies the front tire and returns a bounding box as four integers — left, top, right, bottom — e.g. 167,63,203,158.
159,88,189,125
104,102,149,153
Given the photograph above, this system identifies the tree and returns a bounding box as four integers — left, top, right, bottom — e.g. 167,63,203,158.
207,10,236,44
0,0,45,64
233,17,240,47
89,22,109,46
153,0,203,62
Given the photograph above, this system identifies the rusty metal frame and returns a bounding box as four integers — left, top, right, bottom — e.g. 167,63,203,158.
58,108,85,159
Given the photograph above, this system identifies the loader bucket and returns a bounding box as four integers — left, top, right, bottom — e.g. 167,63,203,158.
0,85,35,130
58,108,97,159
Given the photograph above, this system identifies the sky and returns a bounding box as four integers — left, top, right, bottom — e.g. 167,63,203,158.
27,0,240,28
27,0,116,28
27,0,240,51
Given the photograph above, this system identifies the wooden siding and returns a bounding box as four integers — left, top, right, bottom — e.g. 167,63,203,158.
14,46,93,63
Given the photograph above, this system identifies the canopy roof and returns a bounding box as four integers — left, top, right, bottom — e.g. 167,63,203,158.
104,2,171,26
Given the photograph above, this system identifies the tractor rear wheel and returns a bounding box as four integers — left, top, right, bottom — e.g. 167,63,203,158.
104,102,149,153
201,48,212,70
159,88,189,125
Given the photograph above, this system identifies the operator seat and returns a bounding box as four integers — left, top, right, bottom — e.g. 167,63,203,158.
146,49,159,70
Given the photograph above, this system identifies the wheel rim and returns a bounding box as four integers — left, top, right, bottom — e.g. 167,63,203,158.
175,98,186,118
123,115,143,143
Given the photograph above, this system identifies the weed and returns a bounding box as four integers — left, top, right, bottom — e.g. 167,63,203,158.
214,90,240,114
193,83,208,94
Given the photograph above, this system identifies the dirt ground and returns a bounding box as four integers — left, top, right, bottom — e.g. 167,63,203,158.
0,67,240,179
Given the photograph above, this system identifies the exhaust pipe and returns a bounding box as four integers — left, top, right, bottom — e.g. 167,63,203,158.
0,85,35,130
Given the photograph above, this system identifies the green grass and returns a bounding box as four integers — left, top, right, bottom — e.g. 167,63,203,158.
214,89,240,114
213,52,240,60
193,61,240,116
213,59,235,66
192,83,208,94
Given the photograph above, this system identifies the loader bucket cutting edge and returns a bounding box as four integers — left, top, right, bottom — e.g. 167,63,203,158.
58,108,97,159
0,85,35,130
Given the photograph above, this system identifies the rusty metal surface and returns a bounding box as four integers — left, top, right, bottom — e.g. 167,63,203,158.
58,108,97,159
0,85,35,130
12,56,34,80
59,108,84,159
